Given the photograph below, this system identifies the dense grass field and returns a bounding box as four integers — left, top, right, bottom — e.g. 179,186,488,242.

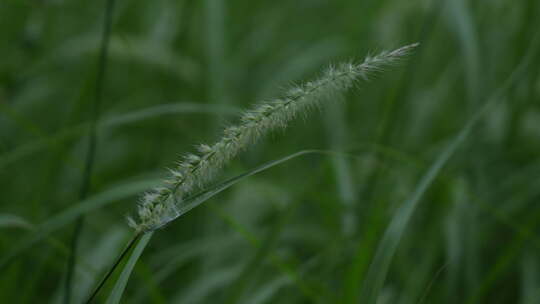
1,0,539,303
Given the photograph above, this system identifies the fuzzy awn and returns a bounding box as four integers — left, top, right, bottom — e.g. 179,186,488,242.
131,43,419,232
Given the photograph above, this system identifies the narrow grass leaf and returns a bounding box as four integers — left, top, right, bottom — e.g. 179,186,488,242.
521,252,540,304
446,0,481,102
159,150,329,229
212,205,328,304
359,115,472,304
105,231,153,304
0,214,33,230
75,227,129,304
172,266,241,304
359,33,540,304
0,103,237,170
0,179,158,270
132,237,234,303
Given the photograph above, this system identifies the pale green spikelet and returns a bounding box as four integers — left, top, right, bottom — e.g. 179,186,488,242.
132,43,419,232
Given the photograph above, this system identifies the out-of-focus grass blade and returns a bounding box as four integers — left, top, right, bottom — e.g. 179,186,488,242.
171,266,242,304
444,179,467,303
359,32,540,304
242,276,290,304
25,35,200,83
0,179,157,270
222,202,294,304
465,208,540,304
324,95,357,235
0,103,238,170
149,236,232,268
445,0,482,293
105,231,153,304
203,0,228,110
240,250,328,304
0,214,95,274
0,214,33,230
212,206,328,304
359,118,471,304
132,237,235,303
521,252,540,304
446,0,481,102
103,103,238,126
400,243,442,304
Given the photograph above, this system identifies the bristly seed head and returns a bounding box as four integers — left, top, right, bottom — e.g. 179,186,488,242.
130,43,419,232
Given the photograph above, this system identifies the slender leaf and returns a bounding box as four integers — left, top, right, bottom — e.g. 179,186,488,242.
0,214,33,230
105,232,153,304
359,34,540,304
0,103,237,170
0,179,158,270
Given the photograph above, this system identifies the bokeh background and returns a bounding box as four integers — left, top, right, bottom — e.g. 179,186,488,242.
1,0,540,303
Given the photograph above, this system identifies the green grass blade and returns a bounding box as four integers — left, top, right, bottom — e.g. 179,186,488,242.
156,149,353,229
521,252,540,304
75,227,129,304
131,237,234,303
0,179,158,270
160,147,403,230
102,103,238,127
324,96,357,236
242,276,289,304
222,202,295,304
359,120,471,304
446,0,481,103
203,0,228,110
171,266,241,304
105,231,153,304
359,32,540,304
0,214,33,230
211,206,327,303
465,210,540,303
0,103,237,170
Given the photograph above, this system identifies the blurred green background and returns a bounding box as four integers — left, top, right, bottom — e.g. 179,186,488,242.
1,0,540,303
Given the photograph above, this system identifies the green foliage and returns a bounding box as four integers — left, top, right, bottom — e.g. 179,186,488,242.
1,0,539,303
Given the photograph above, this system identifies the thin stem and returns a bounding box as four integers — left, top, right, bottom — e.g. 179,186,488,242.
64,0,116,302
84,233,143,304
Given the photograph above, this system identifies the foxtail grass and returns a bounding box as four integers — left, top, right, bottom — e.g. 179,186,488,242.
130,43,419,232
